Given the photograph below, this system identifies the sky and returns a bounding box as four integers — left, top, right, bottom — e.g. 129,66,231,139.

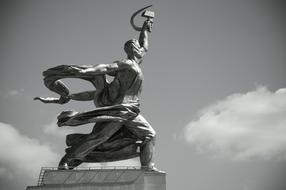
1,0,286,189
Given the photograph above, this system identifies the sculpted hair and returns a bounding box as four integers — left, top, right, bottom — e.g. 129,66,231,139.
124,39,138,55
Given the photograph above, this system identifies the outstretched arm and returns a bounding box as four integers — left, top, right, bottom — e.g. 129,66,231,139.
78,61,124,76
34,63,125,104
69,91,96,101
34,90,96,103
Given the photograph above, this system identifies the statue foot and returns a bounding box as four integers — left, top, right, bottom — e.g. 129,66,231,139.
58,163,70,170
141,166,161,172
58,155,82,170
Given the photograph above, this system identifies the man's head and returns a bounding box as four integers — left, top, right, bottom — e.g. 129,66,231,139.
124,39,143,59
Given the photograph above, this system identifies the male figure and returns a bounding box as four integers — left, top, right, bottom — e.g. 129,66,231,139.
35,19,157,171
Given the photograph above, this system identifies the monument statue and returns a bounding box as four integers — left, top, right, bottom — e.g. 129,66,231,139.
34,5,157,171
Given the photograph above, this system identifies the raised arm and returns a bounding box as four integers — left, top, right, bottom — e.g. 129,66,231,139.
138,19,153,52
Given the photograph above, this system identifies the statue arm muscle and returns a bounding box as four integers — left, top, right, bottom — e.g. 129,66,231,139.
69,91,96,101
139,20,152,52
139,28,148,52
79,62,124,76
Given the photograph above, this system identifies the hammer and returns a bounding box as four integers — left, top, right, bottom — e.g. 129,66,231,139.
130,5,155,31
142,10,155,21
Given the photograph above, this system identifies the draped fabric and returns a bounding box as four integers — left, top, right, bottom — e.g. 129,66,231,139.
41,64,154,163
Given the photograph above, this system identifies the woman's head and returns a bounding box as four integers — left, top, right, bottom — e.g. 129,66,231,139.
124,39,143,60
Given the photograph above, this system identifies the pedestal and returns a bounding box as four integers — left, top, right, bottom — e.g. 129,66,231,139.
26,167,166,190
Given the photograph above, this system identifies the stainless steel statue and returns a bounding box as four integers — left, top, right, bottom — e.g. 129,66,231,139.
34,5,157,171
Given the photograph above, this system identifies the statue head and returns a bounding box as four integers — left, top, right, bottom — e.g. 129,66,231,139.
124,39,143,60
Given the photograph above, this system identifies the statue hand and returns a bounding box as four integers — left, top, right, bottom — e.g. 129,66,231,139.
33,96,71,104
34,97,43,102
59,96,71,104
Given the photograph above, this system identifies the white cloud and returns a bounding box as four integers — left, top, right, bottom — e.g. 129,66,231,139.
0,122,60,188
8,90,21,96
43,119,74,137
184,87,286,160
2,89,25,98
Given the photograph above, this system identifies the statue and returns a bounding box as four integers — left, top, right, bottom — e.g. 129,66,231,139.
34,5,158,171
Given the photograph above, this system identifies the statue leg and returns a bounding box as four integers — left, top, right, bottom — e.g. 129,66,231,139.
124,114,156,170
140,138,155,170
58,121,124,169
58,155,82,170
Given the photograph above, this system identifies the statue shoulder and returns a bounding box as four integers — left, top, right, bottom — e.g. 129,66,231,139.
114,59,134,68
115,59,133,64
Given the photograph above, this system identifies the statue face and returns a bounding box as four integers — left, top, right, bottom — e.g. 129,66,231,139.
147,19,153,32
131,42,143,59
125,39,142,59
131,40,140,51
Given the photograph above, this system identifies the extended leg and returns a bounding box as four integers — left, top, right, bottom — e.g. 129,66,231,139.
124,114,157,170
58,121,124,169
140,136,156,170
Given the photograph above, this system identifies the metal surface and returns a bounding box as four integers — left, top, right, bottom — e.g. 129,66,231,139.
130,5,153,31
28,167,166,190
37,166,143,186
34,6,157,171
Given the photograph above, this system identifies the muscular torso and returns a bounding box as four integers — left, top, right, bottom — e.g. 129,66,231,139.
116,60,143,103
96,59,144,106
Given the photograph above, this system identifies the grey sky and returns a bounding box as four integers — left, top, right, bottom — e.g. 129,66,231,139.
1,0,286,190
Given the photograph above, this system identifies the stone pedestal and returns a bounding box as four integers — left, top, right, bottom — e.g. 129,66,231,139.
26,168,166,190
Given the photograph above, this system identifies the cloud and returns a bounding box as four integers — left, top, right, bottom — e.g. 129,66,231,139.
0,122,60,189
43,119,74,137
2,89,25,98
184,87,286,160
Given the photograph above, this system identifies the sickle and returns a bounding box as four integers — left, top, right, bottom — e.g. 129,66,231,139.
130,5,152,31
